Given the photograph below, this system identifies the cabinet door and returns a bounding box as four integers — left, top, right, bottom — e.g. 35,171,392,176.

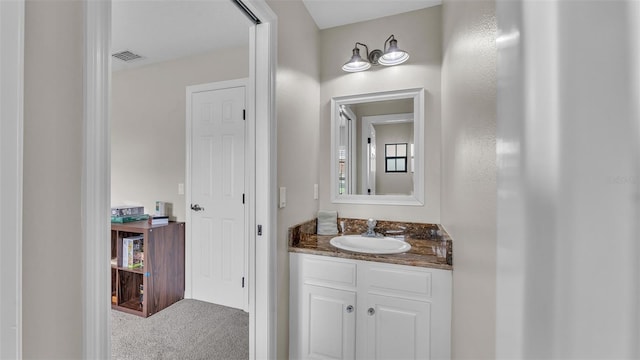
302,285,356,360
363,294,430,360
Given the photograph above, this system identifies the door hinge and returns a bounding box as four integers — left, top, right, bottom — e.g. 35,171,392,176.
243,109,246,120
242,193,245,204
368,188,371,194
242,277,245,288
367,137,371,144
257,224,262,236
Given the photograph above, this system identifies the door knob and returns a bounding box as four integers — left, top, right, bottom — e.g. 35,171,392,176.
191,204,205,212
346,305,354,313
367,307,375,316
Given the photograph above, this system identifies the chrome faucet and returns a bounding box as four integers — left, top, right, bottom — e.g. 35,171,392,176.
362,218,380,237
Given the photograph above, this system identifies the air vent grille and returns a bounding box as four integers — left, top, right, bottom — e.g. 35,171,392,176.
112,50,143,62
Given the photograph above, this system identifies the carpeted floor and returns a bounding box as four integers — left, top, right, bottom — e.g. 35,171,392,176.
111,299,249,360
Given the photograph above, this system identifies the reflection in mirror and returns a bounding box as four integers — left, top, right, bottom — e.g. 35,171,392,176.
339,102,413,195
331,88,424,205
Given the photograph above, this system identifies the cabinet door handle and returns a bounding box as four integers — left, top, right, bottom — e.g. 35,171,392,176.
346,305,354,313
367,307,375,316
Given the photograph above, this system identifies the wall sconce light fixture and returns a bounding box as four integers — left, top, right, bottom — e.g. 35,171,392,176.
342,42,372,72
342,34,409,72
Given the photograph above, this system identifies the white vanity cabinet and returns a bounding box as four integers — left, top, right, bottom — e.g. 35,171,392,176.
290,253,452,360
301,285,356,359
362,294,430,359
290,253,358,359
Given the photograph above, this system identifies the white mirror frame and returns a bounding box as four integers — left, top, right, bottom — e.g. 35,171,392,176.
330,88,425,206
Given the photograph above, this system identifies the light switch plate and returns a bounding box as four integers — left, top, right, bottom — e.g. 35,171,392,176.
178,183,185,195
313,184,319,199
279,187,286,208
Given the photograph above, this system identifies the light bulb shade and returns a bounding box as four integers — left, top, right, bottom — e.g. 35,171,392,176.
379,38,409,66
342,47,371,72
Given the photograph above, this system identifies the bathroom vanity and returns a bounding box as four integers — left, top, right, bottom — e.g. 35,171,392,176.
288,218,452,359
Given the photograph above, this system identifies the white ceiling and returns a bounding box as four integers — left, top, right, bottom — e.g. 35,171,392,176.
301,0,441,30
111,0,252,71
111,0,442,71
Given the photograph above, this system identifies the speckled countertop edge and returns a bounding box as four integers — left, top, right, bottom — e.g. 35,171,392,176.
288,218,453,271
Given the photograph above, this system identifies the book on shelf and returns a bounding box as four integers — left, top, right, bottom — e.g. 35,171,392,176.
111,214,149,223
148,215,169,226
111,205,144,217
122,237,131,268
131,238,144,269
122,235,143,268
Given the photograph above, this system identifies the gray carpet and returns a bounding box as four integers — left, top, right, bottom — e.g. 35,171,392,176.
111,299,249,360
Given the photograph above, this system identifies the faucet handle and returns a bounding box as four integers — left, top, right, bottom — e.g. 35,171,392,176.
362,218,379,237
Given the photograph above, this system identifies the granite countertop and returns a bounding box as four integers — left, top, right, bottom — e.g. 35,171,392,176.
288,218,453,271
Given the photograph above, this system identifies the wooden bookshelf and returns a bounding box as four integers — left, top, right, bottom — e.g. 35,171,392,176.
111,220,185,317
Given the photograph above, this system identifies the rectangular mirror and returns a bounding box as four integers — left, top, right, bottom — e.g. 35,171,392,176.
331,88,424,205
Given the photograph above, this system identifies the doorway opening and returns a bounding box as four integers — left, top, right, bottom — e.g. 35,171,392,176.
83,0,277,358
109,0,253,357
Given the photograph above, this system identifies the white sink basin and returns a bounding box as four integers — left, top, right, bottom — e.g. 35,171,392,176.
329,235,411,254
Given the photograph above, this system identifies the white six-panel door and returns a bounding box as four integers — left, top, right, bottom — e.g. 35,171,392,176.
189,82,246,310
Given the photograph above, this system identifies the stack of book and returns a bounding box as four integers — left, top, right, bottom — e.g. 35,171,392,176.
148,215,169,226
122,235,144,269
111,214,149,223
111,206,148,223
111,205,172,225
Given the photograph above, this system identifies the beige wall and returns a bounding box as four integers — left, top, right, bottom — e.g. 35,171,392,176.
441,0,497,358
267,5,442,357
319,7,442,223
111,47,249,221
23,1,83,358
266,0,321,358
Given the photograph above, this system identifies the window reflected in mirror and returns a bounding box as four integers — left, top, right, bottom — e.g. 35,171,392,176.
385,143,407,173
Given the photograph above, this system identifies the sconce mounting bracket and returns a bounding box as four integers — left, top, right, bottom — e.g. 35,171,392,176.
368,49,383,65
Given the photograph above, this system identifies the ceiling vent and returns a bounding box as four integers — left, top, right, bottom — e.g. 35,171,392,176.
112,50,143,62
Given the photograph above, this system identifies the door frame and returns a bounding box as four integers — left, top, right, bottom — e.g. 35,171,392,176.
0,0,24,358
83,1,277,359
185,78,251,312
